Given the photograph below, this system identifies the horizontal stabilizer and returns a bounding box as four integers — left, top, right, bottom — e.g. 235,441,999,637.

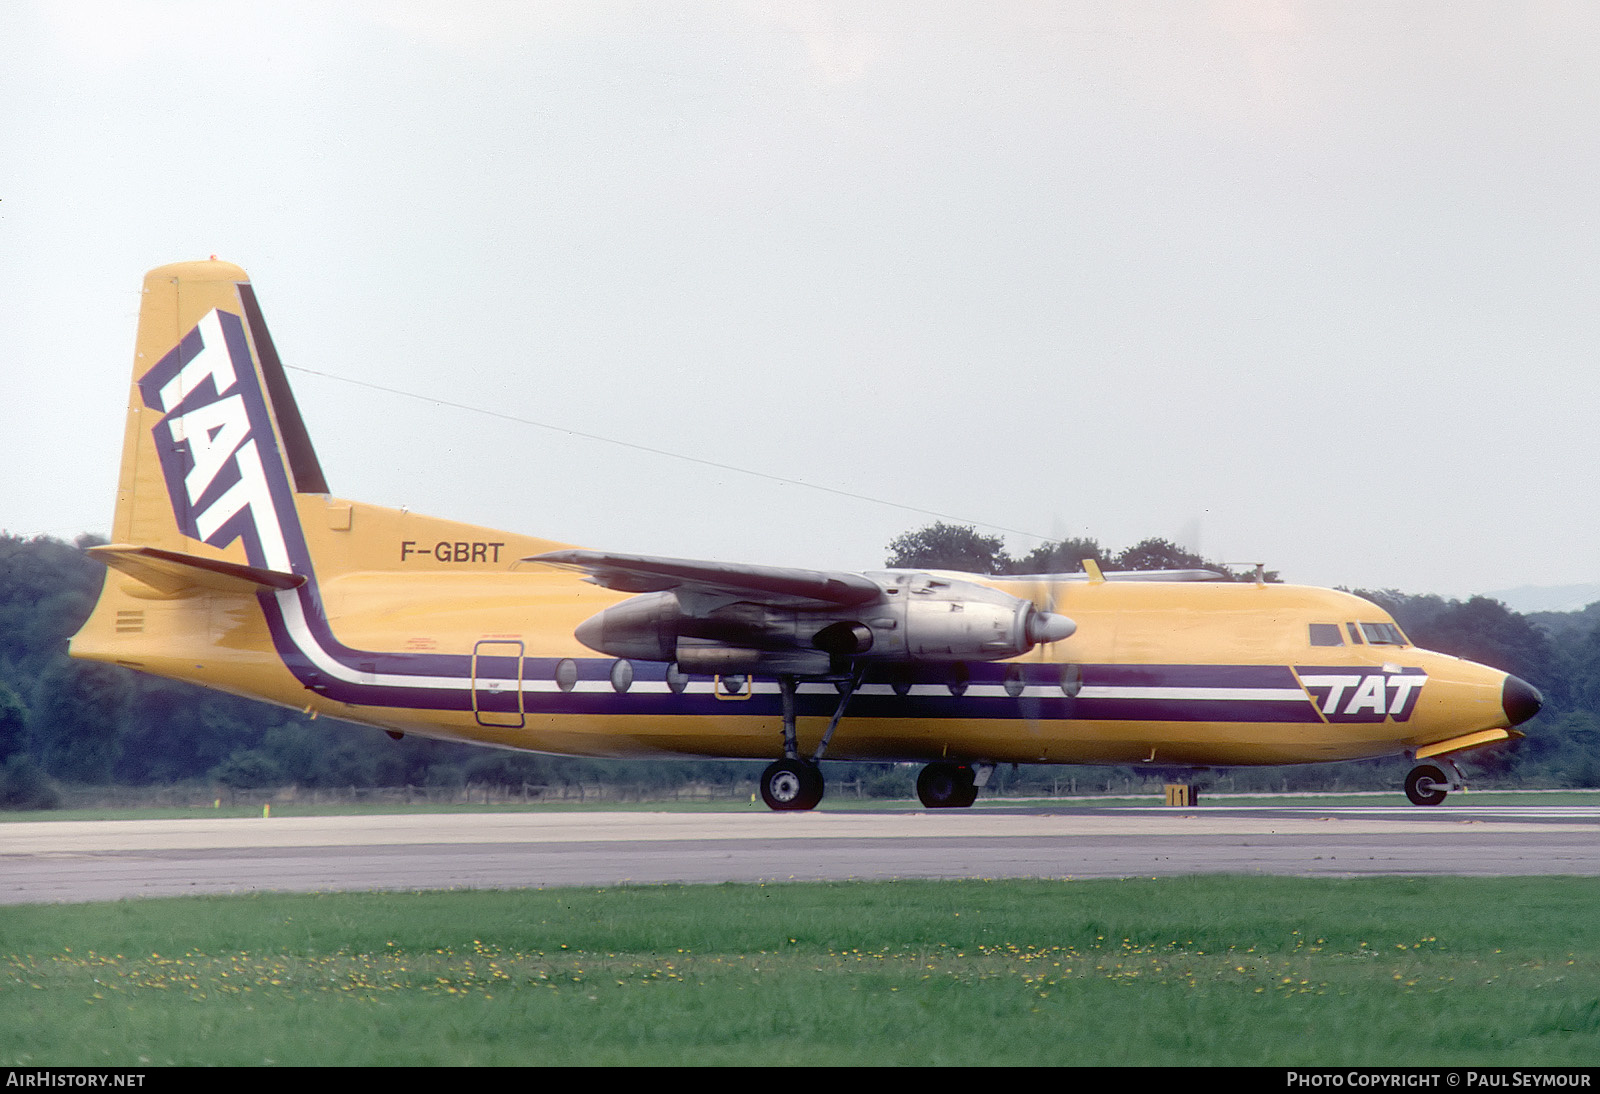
529,550,882,607
89,544,305,597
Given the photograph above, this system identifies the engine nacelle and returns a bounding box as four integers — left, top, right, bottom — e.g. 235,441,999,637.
571,573,1074,670
887,574,1075,661
573,590,679,662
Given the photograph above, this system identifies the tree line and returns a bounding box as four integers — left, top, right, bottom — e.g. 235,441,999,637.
1,525,1596,808
884,521,1280,581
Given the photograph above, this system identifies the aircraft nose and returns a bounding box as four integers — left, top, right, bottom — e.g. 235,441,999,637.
1502,674,1543,726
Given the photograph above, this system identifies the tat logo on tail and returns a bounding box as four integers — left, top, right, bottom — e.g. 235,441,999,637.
138,309,297,573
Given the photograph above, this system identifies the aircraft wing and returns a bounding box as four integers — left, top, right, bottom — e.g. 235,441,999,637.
1003,569,1229,583
528,550,883,608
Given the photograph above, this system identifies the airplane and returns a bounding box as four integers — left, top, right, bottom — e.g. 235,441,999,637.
69,259,1544,809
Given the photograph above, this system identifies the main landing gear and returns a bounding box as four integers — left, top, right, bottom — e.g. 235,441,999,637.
1404,759,1463,806
759,757,824,811
916,762,979,808
759,671,861,812
756,673,993,812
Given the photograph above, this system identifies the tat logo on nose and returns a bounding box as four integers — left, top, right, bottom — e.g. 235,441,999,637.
1296,667,1428,722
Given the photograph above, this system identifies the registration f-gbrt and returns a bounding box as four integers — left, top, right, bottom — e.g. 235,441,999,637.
69,261,1543,809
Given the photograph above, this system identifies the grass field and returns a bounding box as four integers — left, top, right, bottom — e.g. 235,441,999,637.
4,876,1598,1066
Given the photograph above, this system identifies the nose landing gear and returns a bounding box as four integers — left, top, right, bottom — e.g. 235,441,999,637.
1404,759,1463,806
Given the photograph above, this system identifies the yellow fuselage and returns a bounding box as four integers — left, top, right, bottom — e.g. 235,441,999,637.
68,259,1525,778
71,496,1512,769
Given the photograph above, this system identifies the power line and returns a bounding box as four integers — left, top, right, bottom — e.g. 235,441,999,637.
285,365,1051,542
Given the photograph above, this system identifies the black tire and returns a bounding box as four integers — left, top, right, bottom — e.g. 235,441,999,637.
760,758,824,811
1405,764,1448,807
917,762,978,808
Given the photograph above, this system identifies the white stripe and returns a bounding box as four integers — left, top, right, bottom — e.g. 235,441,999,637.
1081,686,1308,702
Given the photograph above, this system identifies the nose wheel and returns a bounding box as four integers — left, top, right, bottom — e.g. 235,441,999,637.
1405,762,1453,806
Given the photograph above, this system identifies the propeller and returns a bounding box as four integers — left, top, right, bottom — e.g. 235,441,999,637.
1015,567,1077,653
1010,567,1083,772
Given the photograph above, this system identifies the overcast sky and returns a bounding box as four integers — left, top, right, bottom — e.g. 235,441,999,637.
4,1,1598,598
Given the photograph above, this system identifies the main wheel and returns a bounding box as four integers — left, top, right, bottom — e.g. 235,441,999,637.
1405,763,1448,807
917,762,978,808
760,758,824,811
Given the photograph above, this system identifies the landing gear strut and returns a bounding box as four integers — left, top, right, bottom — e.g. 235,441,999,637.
758,671,863,812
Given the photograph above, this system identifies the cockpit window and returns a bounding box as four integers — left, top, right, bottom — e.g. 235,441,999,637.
1359,622,1408,646
1309,623,1344,647
1346,622,1363,645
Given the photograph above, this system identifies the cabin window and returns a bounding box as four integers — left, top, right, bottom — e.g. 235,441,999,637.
555,658,578,692
1004,665,1026,698
665,662,689,694
1359,622,1408,646
1309,623,1344,647
946,662,970,697
1059,663,1083,697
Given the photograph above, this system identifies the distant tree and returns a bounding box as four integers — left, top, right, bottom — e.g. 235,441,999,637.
464,751,557,786
209,750,285,790
425,763,467,790
1562,624,1600,717
1108,537,1277,582
884,525,1277,582
1356,588,1459,639
29,660,129,783
885,523,1012,573
1112,537,1208,572
114,679,284,784
1009,537,1113,575
0,755,60,810
0,682,27,761
0,534,103,681
1504,710,1600,787
1408,596,1557,688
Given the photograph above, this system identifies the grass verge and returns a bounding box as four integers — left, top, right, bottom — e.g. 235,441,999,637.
4,876,1598,1066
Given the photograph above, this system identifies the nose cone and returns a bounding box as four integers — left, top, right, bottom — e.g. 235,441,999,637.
1502,674,1543,726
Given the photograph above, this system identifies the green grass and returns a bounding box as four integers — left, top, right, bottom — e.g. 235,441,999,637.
4,877,1598,1066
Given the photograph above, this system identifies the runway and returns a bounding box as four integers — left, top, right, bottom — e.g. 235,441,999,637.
6,800,1599,904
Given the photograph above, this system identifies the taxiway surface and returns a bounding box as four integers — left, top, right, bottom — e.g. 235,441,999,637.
5,802,1599,904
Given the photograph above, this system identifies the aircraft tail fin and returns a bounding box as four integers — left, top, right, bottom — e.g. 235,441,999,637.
107,260,323,570
73,259,574,685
